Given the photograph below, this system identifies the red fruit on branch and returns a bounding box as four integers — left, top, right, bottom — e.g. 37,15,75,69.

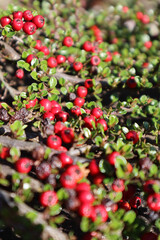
0,147,10,159
23,22,37,35
126,130,139,144
76,182,91,192
56,55,66,64
39,99,52,112
34,40,42,50
60,172,77,189
84,79,93,88
73,62,83,71
106,151,121,165
15,158,33,173
47,57,57,68
112,179,125,192
66,165,83,182
32,15,45,28
0,16,11,27
89,159,100,175
74,97,85,107
130,196,141,208
91,204,108,222
96,119,108,131
36,162,51,180
15,69,24,79
58,152,73,167
11,18,23,31
54,121,67,135
83,41,93,52
147,193,160,211
26,54,37,64
61,128,74,144
13,11,23,19
26,98,38,109
90,55,101,66
40,46,50,55
47,135,62,149
43,112,55,121
63,36,73,47
40,190,58,207
77,86,88,98
55,111,68,122
23,10,33,21
91,107,103,119
83,115,95,129
79,203,93,217
126,76,137,88
78,191,95,204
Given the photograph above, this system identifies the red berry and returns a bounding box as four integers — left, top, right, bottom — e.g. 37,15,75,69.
23,10,33,21
73,62,83,71
143,62,149,68
79,203,93,217
67,56,75,63
90,55,101,66
15,69,24,79
89,159,100,175
84,79,93,88
141,232,158,240
130,196,141,208
136,11,143,20
126,130,139,144
40,46,50,55
34,40,42,50
83,115,95,129
51,100,61,109
76,182,91,192
144,41,152,49
58,152,73,167
112,179,125,192
93,173,105,184
126,76,137,88
56,55,66,64
47,57,57,68
106,151,120,165
123,184,137,201
147,193,160,211
43,112,55,121
32,15,45,28
91,204,108,222
60,172,77,189
118,200,131,211
63,36,73,47
36,162,51,180
77,86,88,98
23,22,37,35
142,14,150,24
15,158,33,173
66,165,83,182
61,128,74,144
96,119,108,131
54,121,67,135
46,135,62,149
55,111,68,122
26,98,38,109
143,180,157,194
40,190,58,207
0,16,11,27
39,99,52,112
57,146,67,152
74,97,85,107
122,6,129,13
11,18,23,31
0,147,10,159
13,11,23,19
26,54,37,64
78,191,95,204
71,106,82,116
83,41,93,52
91,107,103,119
104,51,112,62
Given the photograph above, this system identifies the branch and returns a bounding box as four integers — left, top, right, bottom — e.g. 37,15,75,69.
0,189,68,240
0,40,21,60
0,71,20,98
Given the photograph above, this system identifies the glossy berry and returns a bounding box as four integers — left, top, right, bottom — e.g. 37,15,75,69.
91,107,103,119
47,57,57,68
96,119,108,131
26,98,38,109
126,130,139,144
36,162,51,180
60,172,77,189
79,203,93,217
66,165,83,182
89,159,100,175
51,100,61,109
90,55,101,66
76,182,91,192
0,147,10,159
104,51,112,62
84,79,93,88
78,191,95,204
118,200,131,211
13,11,23,19
63,36,73,47
112,179,125,192
11,18,23,31
67,56,75,63
144,41,152,49
15,158,33,173
130,196,141,208
122,6,129,13
91,204,108,222
39,99,52,112
55,111,68,122
26,54,36,64
15,69,24,79
43,112,55,121
83,115,95,129
61,128,74,144
23,21,37,35
136,11,143,20
58,152,73,167
142,14,150,24
54,121,67,135
46,135,62,149
106,151,121,165
93,173,105,184
73,62,83,71
56,55,66,64
34,40,42,50
40,46,50,55
71,106,82,116
74,97,85,107
32,15,45,28
147,193,160,211
126,76,137,88
0,16,11,27
23,10,33,21
141,232,158,240
77,86,88,98
83,41,93,52
40,190,58,207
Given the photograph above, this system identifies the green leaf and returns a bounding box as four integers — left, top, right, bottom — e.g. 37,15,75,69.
80,217,90,232
31,71,38,80
66,102,73,109
108,115,119,127
57,188,69,200
60,87,67,95
0,178,9,186
95,135,102,146
49,203,61,216
59,78,65,86
123,210,136,224
49,77,57,88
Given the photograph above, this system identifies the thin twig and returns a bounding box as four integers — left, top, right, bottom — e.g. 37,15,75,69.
0,40,21,60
